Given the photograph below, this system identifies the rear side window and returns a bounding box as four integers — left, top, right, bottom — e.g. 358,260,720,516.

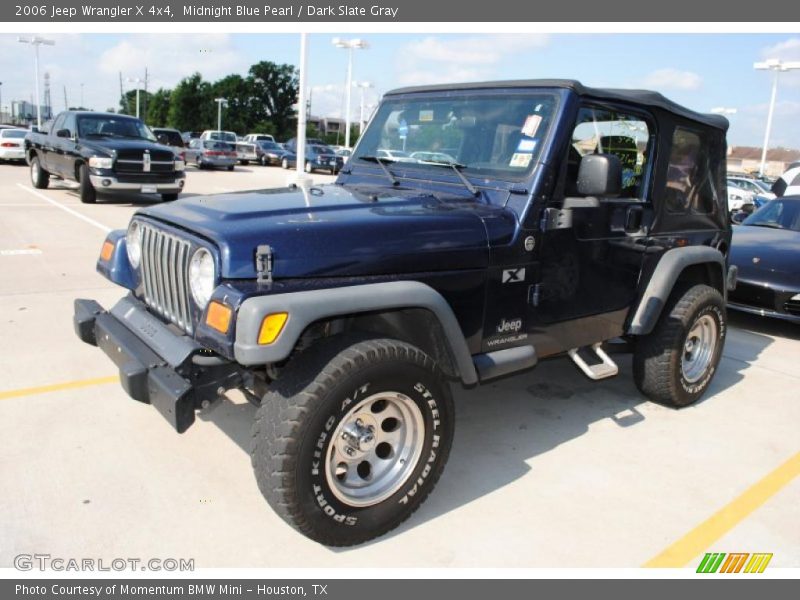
665,127,723,214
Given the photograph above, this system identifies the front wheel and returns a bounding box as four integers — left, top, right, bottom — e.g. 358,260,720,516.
78,164,96,204
633,284,726,407
30,156,50,189
251,337,454,546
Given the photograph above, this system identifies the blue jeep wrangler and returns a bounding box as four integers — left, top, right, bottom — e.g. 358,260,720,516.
74,80,736,546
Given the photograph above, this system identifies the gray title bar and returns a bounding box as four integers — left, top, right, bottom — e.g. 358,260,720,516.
2,0,794,21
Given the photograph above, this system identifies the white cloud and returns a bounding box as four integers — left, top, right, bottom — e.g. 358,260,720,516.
640,68,702,91
394,34,549,87
759,37,800,87
308,82,381,123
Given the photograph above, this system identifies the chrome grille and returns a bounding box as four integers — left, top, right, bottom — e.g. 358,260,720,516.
140,223,194,333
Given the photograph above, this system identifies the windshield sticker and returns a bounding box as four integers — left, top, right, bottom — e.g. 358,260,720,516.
521,114,542,138
516,139,537,153
509,153,533,168
419,110,434,122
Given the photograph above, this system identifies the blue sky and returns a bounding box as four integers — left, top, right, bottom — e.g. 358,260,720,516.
2,33,799,147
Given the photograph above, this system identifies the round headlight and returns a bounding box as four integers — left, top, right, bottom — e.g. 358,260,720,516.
126,221,142,268
189,248,216,308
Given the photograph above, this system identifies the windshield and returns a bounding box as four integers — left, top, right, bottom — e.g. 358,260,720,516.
1,129,26,139
258,141,280,150
354,92,558,181
743,199,800,232
78,116,155,140
207,131,237,142
154,130,184,147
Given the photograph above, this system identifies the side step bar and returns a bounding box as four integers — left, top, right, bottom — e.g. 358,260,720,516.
568,343,619,380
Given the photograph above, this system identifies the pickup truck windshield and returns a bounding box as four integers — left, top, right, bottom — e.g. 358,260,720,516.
354,92,558,182
78,115,156,141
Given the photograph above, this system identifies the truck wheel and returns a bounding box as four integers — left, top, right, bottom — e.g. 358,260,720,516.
161,193,179,202
251,337,454,546
78,164,96,204
30,156,50,189
633,284,725,407
240,160,249,166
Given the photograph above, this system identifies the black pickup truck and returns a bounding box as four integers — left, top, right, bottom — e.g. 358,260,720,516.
25,111,186,203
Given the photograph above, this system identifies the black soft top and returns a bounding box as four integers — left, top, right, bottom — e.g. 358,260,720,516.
385,79,728,131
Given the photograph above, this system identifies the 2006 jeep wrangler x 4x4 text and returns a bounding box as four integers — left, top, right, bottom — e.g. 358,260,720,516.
74,80,737,546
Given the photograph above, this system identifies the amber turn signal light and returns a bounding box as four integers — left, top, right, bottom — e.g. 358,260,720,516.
205,301,232,334
258,312,288,345
100,241,115,261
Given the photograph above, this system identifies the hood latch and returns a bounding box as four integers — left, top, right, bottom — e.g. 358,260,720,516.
256,245,274,284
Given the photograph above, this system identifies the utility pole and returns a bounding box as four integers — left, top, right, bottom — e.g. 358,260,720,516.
754,59,800,176
63,85,68,110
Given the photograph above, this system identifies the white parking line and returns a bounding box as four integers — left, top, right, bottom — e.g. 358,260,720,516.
16,184,112,233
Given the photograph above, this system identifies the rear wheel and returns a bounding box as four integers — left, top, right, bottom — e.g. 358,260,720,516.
633,284,725,407
251,337,454,546
30,156,50,189
78,164,96,204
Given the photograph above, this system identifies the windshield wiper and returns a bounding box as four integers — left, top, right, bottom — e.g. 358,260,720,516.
420,160,479,196
357,155,399,186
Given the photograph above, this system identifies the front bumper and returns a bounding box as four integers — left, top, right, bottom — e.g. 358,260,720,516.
73,295,239,432
728,278,800,323
89,175,185,194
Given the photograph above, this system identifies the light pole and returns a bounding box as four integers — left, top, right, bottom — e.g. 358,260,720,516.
215,98,227,131
17,36,55,130
295,33,309,181
332,37,368,148
353,81,373,139
126,77,144,119
754,59,800,176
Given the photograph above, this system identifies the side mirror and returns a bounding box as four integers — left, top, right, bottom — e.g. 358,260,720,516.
577,154,622,197
56,129,71,138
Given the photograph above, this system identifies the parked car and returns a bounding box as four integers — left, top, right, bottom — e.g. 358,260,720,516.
727,180,757,211
410,150,459,164
283,137,324,152
235,140,259,165
243,133,276,144
335,147,352,162
0,128,27,163
182,131,202,145
728,196,800,322
151,127,186,160
281,144,344,174
255,140,289,166
376,148,416,162
25,111,185,203
728,176,776,200
76,80,736,547
186,139,237,170
200,130,237,144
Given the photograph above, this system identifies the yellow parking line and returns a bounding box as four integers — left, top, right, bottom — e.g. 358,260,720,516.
0,375,118,401
645,451,800,568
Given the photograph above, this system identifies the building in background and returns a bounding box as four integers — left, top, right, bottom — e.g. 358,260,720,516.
728,146,800,178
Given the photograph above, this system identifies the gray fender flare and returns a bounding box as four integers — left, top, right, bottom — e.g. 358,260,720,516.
234,280,479,385
627,246,726,336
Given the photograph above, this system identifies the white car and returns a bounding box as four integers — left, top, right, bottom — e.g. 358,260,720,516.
200,130,238,143
0,128,27,162
727,176,776,200
243,133,275,143
727,183,756,211
376,148,416,162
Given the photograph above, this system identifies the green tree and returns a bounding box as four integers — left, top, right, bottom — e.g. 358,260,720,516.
246,61,299,138
119,89,151,118
211,74,251,134
146,88,172,127
168,73,214,132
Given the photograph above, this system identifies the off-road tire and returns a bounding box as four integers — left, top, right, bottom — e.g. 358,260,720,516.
30,155,50,189
78,163,96,204
161,193,179,201
633,284,726,407
251,336,454,546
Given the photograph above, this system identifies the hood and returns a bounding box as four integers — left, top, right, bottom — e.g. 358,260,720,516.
731,225,800,288
78,137,176,157
137,184,513,279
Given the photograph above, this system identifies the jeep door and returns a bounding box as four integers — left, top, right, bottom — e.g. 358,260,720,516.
529,104,655,356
